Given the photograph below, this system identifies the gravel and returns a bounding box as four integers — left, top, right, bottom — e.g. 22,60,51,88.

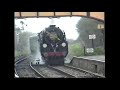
16,58,32,65
16,65,41,78
15,56,95,78
32,66,68,78
52,66,94,78
15,57,41,78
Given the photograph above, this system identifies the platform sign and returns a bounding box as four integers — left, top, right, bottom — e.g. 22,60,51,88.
86,48,94,53
89,34,96,39
98,24,104,29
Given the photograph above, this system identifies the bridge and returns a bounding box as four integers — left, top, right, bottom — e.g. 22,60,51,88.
15,12,104,22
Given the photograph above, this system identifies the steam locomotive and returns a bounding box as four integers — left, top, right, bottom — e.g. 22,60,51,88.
38,25,68,65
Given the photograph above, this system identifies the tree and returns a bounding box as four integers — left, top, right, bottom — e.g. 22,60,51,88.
76,17,104,48
15,31,34,57
19,31,34,50
14,25,21,50
29,36,38,54
20,21,25,30
15,19,32,57
15,27,21,34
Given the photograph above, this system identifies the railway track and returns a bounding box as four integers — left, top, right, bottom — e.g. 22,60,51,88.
47,65,75,78
15,56,29,77
15,56,105,78
29,62,46,78
15,56,43,78
30,64,104,78
30,64,75,78
64,65,105,78
50,65,105,78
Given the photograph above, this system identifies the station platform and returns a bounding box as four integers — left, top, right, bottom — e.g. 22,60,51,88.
78,55,105,62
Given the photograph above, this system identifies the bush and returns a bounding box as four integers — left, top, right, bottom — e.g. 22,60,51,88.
86,47,104,56
21,49,30,56
15,49,30,58
68,43,84,57
68,43,105,57
94,47,105,55
15,50,22,57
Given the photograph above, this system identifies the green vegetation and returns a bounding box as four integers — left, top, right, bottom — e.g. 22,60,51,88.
29,36,38,54
68,43,104,57
76,17,105,48
15,31,34,58
15,50,21,57
85,47,105,56
68,17,105,57
15,20,34,58
68,43,84,57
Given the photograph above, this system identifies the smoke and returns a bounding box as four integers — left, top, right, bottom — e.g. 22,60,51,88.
34,38,45,64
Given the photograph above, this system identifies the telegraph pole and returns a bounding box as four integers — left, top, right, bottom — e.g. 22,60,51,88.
92,39,94,48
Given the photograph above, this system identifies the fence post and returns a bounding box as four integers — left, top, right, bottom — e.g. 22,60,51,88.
84,46,86,56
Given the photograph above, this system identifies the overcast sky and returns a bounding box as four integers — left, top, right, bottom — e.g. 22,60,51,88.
15,17,81,40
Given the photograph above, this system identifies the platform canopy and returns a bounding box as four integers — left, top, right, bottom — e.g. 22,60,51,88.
15,12,104,22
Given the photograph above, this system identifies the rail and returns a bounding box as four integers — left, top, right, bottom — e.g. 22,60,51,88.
65,64,105,78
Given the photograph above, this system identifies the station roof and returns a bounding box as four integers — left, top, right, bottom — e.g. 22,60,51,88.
15,12,104,22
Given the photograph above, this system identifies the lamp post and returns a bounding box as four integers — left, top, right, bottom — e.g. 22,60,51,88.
98,24,105,50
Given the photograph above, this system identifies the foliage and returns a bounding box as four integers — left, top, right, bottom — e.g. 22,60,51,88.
85,47,105,56
68,43,84,57
29,36,38,54
15,20,34,58
15,27,21,34
15,31,34,58
15,50,21,57
67,43,104,59
76,17,104,48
